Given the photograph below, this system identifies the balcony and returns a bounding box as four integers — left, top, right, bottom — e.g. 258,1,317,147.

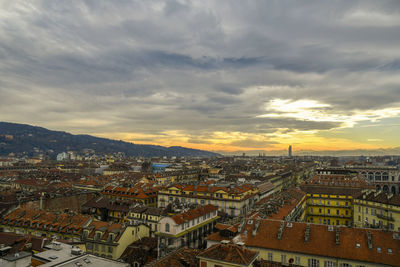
307,212,352,218
376,213,395,221
307,202,350,208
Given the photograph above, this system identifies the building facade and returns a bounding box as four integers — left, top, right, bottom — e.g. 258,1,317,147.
353,190,400,231
207,218,400,267
300,174,372,226
156,204,219,257
83,221,149,260
346,166,400,194
157,184,258,217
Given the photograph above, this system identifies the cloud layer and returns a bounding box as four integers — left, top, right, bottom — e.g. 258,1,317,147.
1,0,400,153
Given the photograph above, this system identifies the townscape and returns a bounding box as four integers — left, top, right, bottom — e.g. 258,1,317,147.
0,148,399,266
1,1,400,266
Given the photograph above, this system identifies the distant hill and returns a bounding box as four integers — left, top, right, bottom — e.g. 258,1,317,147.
0,122,220,158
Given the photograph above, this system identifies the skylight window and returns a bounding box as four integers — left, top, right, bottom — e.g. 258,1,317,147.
377,247,381,253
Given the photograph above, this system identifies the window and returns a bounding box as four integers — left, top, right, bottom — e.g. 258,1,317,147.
368,172,374,180
327,209,330,214
108,246,113,253
295,256,301,265
86,243,93,250
366,208,368,214
319,208,322,213
308,258,320,267
388,248,393,254
102,245,105,252
337,210,339,215
340,264,352,267
165,223,170,232
268,252,273,261
377,246,381,253
324,261,337,267
181,224,184,230
281,254,286,265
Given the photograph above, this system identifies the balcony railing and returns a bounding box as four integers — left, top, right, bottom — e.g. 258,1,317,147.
307,202,350,208
307,212,352,218
376,213,395,221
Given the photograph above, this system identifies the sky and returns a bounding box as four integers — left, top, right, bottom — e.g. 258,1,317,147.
1,0,400,155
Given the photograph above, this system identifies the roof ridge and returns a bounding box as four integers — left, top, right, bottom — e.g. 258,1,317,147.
234,245,247,264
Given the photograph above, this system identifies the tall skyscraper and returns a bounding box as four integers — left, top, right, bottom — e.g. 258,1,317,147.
288,145,292,157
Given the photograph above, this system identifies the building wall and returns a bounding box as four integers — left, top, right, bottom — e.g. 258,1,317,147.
303,193,353,226
157,187,258,217
350,167,400,194
86,225,150,260
353,199,400,231
253,246,386,267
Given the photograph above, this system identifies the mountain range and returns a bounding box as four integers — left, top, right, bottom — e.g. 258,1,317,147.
0,122,219,158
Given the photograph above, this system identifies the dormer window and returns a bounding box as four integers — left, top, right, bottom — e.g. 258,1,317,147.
165,223,170,232
82,231,89,239
107,234,114,242
95,232,102,240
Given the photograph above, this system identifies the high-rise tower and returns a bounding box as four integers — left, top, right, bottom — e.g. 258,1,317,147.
288,145,292,157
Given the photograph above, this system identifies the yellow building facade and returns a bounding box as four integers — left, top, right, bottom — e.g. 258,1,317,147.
304,193,353,226
157,183,258,217
353,191,400,231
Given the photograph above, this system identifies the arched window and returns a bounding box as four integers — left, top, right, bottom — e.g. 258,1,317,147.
391,186,396,195
165,223,170,232
382,172,389,181
375,172,381,181
376,185,381,191
361,171,367,179
368,172,374,180
383,185,389,193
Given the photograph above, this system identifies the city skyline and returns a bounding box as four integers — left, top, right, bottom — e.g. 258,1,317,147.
1,1,400,155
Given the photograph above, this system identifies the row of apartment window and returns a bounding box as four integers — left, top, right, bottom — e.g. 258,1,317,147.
268,252,366,267
86,242,113,253
310,208,349,216
308,218,349,226
310,200,349,206
358,206,394,217
357,216,395,230
360,171,400,181
167,190,234,198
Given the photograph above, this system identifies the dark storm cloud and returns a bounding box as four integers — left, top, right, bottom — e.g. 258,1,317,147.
0,0,400,143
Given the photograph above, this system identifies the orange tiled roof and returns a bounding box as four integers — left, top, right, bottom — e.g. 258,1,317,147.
208,219,400,266
198,243,258,266
171,204,218,225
